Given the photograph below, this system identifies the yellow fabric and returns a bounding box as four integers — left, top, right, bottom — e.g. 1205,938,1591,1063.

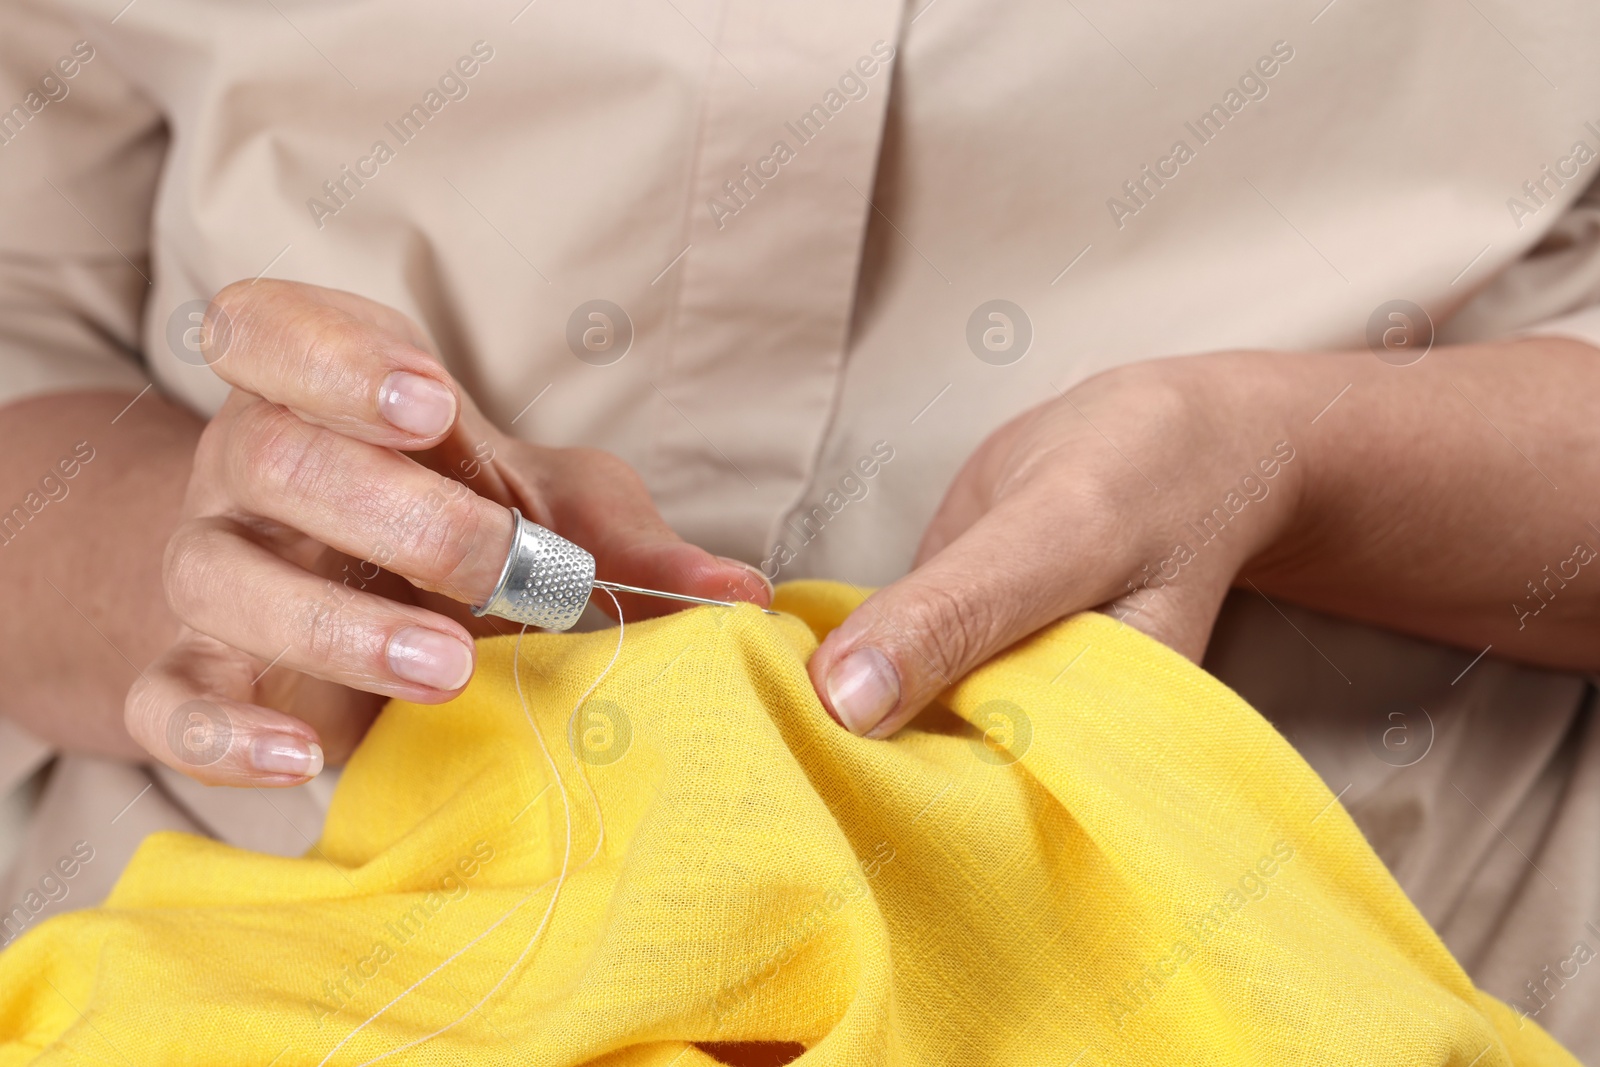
0,581,1576,1066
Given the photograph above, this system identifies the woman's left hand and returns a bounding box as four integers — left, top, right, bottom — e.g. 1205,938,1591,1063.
808,352,1307,738
811,335,1600,739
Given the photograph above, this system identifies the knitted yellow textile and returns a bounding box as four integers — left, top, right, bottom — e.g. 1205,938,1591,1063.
0,581,1575,1066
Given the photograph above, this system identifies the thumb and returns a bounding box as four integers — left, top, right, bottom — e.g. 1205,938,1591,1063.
809,503,1091,739
808,504,1227,738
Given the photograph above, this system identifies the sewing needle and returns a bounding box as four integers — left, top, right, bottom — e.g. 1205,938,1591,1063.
592,580,780,615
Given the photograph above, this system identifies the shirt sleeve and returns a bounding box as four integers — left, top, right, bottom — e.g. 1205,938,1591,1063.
1441,172,1600,350
0,0,167,412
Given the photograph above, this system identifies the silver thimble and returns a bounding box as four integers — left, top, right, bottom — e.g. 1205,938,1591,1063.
472,508,596,631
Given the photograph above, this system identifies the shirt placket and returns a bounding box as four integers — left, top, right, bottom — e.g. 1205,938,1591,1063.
646,0,905,562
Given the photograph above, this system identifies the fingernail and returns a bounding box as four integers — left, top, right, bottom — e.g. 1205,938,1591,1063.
826,648,899,736
378,371,456,437
388,626,474,690
717,556,774,600
249,734,323,778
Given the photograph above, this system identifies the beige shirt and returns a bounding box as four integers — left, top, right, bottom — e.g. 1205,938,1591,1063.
4,0,1600,1055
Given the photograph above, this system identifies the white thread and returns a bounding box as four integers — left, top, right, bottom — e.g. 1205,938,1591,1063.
321,589,625,1066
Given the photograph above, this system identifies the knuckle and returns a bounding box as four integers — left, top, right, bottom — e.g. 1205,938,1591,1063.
300,587,359,661
212,280,380,401
214,276,304,325
209,279,260,330
162,521,221,621
231,405,327,506
897,584,989,684
1087,363,1201,439
208,280,283,377
292,310,372,400
408,485,485,585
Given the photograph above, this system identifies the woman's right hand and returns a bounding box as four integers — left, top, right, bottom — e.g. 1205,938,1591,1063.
126,280,770,787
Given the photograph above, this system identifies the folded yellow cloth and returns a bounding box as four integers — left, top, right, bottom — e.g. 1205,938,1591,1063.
0,581,1575,1065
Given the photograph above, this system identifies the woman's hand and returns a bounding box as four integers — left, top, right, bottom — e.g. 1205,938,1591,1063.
127,280,769,786
808,353,1306,737
811,336,1600,739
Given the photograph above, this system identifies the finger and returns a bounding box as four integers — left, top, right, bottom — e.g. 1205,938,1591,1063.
127,633,330,787
165,518,478,701
809,496,1144,739
510,446,773,619
219,401,515,604
207,279,460,448
225,400,765,622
